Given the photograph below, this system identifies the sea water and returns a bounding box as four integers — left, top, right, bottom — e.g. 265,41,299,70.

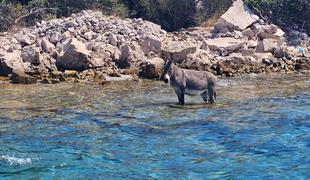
0,73,309,179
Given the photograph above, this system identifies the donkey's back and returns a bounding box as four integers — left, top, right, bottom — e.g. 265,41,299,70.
182,69,216,90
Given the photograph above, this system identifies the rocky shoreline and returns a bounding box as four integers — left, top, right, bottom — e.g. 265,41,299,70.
0,0,309,84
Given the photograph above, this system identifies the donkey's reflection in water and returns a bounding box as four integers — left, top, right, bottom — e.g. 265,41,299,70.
160,59,217,105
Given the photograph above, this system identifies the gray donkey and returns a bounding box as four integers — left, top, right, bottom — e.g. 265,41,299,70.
160,60,217,105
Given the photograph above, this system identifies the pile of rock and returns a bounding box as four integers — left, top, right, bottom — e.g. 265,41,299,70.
0,0,309,84
0,10,167,83
193,0,310,76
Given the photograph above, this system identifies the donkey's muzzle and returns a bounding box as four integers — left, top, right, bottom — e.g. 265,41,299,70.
160,75,168,83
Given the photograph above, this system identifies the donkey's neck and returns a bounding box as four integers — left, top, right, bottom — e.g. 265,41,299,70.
169,63,177,76
169,63,182,78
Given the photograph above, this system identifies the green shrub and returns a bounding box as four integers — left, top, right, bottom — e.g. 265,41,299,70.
197,0,232,27
246,0,310,33
0,0,232,32
0,0,129,30
0,2,24,31
123,0,233,31
123,0,196,31
2,0,309,34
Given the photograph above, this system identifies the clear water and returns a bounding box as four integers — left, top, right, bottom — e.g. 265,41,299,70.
0,73,309,179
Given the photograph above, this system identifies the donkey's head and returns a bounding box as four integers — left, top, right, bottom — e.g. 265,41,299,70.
160,59,174,84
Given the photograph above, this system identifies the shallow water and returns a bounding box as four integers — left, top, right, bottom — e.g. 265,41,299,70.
0,73,309,179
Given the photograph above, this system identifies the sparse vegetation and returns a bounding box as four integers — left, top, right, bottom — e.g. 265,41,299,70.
245,0,310,33
0,0,309,33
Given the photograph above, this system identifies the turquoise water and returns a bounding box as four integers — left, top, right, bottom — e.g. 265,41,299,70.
0,73,309,179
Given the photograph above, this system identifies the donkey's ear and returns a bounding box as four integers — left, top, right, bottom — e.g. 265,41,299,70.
160,59,173,80
166,59,173,68
162,59,173,71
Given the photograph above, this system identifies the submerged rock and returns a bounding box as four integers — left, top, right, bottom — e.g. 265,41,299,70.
10,70,37,84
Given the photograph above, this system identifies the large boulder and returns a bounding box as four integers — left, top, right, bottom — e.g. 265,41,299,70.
40,53,58,71
90,50,110,67
139,35,162,54
215,0,259,32
143,21,162,35
117,42,145,68
129,42,146,66
118,43,131,68
139,57,164,79
256,39,278,53
162,41,196,63
15,32,36,46
41,37,55,53
206,37,246,56
180,49,217,72
0,51,31,76
257,27,285,40
49,32,62,44
103,44,121,61
57,38,92,71
242,28,255,40
108,33,118,47
216,53,263,76
21,46,41,65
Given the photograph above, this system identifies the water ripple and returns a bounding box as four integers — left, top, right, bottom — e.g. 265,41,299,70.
0,73,309,179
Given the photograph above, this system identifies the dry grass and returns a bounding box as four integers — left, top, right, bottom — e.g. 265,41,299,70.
200,11,224,29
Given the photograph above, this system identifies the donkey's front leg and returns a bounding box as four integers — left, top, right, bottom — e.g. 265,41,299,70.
176,91,185,105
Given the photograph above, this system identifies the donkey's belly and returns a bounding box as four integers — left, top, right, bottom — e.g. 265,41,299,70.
184,89,206,96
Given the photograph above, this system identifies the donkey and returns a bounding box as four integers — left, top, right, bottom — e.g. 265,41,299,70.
160,60,217,105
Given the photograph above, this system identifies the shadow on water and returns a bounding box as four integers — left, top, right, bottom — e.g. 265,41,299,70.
0,73,310,179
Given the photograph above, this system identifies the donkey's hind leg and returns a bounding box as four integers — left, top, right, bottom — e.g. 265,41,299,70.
208,86,216,104
200,91,209,103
